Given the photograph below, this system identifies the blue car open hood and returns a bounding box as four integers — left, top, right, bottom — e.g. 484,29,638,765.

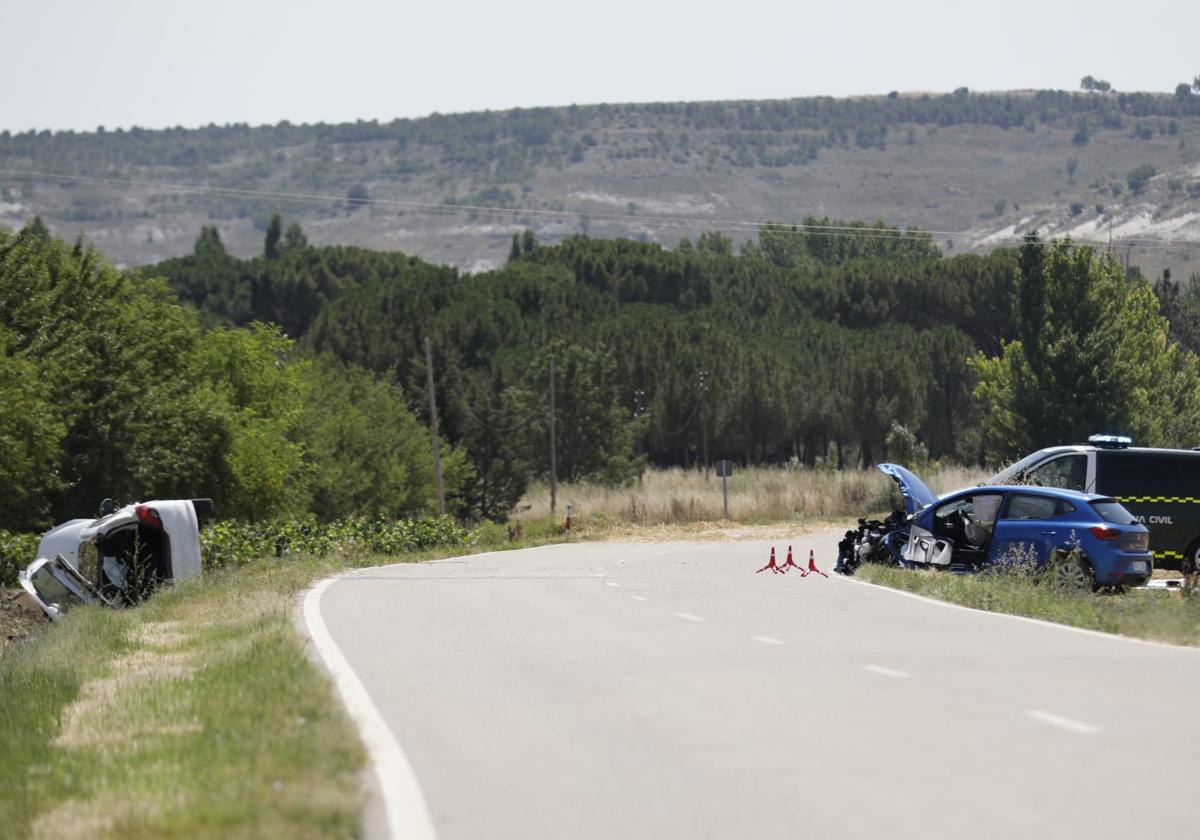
877,464,939,514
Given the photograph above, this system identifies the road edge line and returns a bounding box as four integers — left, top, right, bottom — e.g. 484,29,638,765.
302,576,437,840
834,572,1200,653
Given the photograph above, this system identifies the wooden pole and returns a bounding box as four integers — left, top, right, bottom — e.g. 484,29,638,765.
425,336,445,515
549,356,557,515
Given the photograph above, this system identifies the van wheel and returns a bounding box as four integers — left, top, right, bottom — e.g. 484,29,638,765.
1182,542,1200,576
1049,549,1095,592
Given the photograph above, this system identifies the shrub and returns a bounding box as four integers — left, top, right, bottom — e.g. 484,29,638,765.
1127,164,1156,194
199,516,473,568
0,530,40,587
885,422,928,466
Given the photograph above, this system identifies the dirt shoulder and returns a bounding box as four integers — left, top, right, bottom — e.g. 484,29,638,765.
0,587,47,656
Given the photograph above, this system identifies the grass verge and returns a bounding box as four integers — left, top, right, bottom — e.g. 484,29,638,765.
0,555,367,838
0,528,559,839
855,564,1200,647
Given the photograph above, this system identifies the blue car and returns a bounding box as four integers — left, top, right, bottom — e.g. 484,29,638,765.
876,464,1153,589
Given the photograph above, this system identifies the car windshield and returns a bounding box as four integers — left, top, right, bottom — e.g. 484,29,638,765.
1091,500,1137,525
30,564,83,607
989,451,1054,485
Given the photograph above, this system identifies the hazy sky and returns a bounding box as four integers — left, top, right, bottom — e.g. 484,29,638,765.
5,0,1198,133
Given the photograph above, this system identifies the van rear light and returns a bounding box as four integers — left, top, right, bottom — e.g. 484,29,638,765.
135,505,163,529
1090,526,1120,541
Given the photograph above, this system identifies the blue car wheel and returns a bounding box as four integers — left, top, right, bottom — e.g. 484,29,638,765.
1048,548,1094,591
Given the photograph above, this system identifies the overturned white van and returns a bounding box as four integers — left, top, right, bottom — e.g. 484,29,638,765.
17,499,213,621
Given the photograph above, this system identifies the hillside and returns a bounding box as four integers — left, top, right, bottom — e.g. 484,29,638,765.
3,88,1200,278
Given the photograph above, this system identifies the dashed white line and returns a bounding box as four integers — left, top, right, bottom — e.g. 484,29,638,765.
652,550,671,556
862,664,911,679
675,612,704,622
752,635,785,645
605,581,621,588
1025,710,1100,735
629,594,649,602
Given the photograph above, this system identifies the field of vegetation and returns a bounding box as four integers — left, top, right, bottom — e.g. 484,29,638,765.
6,212,1200,541
517,463,983,525
3,87,1200,277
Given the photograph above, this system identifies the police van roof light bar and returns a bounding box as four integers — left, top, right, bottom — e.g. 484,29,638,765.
1088,434,1133,449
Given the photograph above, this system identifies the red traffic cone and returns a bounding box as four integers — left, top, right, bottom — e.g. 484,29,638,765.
807,549,829,578
756,546,783,574
780,545,802,573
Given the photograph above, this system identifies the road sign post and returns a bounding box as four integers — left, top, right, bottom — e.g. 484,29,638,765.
715,459,733,519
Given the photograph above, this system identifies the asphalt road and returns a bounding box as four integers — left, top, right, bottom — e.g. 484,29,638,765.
307,531,1200,839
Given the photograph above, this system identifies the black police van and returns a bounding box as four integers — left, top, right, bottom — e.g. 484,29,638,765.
990,435,1200,573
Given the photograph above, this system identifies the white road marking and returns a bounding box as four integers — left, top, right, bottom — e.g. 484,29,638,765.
675,612,704,622
1025,710,1100,735
862,664,911,679
838,575,1200,654
751,635,785,645
653,550,671,556
303,578,437,840
605,581,621,588
630,594,649,602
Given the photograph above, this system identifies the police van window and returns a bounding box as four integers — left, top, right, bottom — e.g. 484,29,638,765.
1096,451,1200,497
1026,454,1087,491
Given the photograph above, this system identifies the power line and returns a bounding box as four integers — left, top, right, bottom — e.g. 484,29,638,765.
448,385,545,435
3,166,1200,252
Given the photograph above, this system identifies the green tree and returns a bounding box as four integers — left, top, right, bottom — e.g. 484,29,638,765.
447,367,532,520
346,183,369,209
514,344,646,484
1066,157,1078,183
264,213,282,259
1072,118,1090,146
281,222,308,253
1,223,230,520
0,329,66,529
190,324,311,520
296,356,470,520
972,236,1200,462
1127,164,1156,194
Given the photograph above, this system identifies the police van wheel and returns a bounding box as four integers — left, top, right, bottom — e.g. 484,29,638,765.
1182,543,1200,576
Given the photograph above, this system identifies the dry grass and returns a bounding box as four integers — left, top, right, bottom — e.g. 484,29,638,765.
516,464,985,526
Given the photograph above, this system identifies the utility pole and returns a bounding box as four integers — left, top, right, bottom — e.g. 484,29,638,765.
549,356,557,515
699,370,710,471
424,336,445,515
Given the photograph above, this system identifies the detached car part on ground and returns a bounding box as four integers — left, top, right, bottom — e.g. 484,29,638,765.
834,465,1152,590
16,499,213,621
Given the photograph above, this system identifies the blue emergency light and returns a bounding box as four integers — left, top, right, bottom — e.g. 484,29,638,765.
1088,434,1133,449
